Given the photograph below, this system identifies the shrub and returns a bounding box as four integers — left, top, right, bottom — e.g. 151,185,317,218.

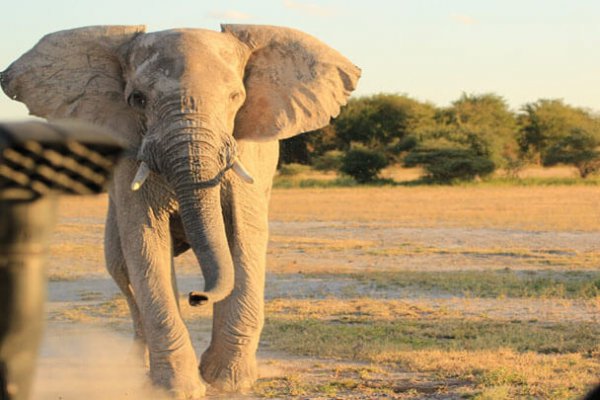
404,148,495,183
278,163,312,176
340,147,389,183
313,150,344,172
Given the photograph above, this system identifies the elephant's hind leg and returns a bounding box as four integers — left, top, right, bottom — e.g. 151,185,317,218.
104,199,147,363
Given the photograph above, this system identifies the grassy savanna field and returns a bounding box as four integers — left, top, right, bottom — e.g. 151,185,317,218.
35,169,600,399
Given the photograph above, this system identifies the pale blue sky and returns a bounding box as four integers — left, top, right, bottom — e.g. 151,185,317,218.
1,0,599,120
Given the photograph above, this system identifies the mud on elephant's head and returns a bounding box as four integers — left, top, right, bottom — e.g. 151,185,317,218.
0,25,360,303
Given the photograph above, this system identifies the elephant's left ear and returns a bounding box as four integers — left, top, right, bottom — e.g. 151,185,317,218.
222,24,361,141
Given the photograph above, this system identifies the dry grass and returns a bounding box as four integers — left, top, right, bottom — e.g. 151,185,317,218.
53,294,213,323
51,295,600,398
376,348,599,399
270,235,375,252
56,185,600,233
381,165,583,182
270,186,600,231
47,185,600,399
379,166,424,182
517,166,582,179
368,245,600,269
261,298,600,399
58,194,107,219
266,298,454,322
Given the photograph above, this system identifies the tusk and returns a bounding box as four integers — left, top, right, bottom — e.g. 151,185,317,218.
130,161,151,191
232,158,254,184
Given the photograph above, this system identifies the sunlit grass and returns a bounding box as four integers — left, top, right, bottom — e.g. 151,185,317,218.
273,175,358,188
334,269,600,299
270,186,600,231
385,349,598,399
367,244,600,269
53,292,600,398
268,236,600,273
272,165,600,188
56,186,600,233
263,318,600,356
51,179,600,398
261,299,600,399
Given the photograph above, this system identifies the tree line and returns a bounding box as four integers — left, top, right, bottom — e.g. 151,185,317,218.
280,93,600,183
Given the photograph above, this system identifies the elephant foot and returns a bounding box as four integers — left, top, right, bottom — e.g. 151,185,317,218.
168,386,206,400
200,347,257,392
150,373,206,400
149,356,206,399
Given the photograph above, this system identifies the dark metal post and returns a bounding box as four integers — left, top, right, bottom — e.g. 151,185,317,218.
0,120,125,400
0,197,55,400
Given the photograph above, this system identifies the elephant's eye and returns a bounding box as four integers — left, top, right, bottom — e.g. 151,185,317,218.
127,90,147,110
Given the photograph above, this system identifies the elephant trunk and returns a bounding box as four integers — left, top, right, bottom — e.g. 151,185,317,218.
159,129,235,305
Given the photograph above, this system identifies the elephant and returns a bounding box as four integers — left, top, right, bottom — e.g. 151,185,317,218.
0,24,360,398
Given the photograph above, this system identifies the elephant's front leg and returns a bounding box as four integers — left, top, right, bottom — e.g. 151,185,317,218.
117,202,205,398
105,198,147,363
200,174,270,392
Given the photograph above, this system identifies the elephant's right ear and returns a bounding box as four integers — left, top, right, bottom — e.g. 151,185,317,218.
1,25,145,137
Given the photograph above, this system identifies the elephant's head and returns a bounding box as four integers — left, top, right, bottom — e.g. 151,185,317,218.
0,25,360,304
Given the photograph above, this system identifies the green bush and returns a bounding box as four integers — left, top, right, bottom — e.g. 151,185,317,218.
340,147,389,183
518,99,600,164
278,163,312,176
542,129,600,178
404,148,495,183
313,150,344,171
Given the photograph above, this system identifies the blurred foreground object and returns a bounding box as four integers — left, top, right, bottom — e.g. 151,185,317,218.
0,120,124,400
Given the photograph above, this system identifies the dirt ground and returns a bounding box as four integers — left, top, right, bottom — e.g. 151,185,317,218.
30,187,600,399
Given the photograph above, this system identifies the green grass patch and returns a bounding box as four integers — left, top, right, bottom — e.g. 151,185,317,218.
263,314,600,399
340,269,600,299
253,370,398,399
263,317,600,359
273,176,359,188
254,375,309,398
368,245,599,268
478,176,600,187
277,163,313,176
273,171,600,188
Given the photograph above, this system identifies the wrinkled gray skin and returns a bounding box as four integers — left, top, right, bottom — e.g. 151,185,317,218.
1,25,359,398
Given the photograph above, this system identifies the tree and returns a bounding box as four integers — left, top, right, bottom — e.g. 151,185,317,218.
279,125,338,165
340,146,389,183
279,93,437,169
403,93,517,181
435,93,518,168
518,99,600,166
333,94,436,156
279,93,600,182
404,148,495,183
543,129,600,178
